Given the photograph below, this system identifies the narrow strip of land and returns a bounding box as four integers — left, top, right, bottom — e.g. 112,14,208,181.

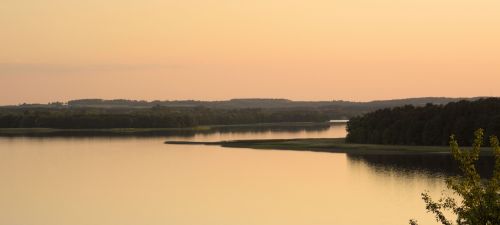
166,138,492,155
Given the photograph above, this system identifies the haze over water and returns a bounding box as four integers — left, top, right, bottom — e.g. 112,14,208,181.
0,124,449,225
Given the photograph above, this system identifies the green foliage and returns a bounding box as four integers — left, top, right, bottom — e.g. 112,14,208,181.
346,98,500,146
410,129,500,225
0,107,332,129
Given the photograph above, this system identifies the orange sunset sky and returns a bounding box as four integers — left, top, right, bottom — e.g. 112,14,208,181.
1,0,499,104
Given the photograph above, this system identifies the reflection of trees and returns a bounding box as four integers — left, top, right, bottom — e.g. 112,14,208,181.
210,124,331,133
3,124,332,138
347,154,495,177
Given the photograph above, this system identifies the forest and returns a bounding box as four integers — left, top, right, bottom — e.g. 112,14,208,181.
0,107,333,129
0,97,480,129
346,98,500,146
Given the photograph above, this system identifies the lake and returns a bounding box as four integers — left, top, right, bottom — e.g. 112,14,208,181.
0,123,452,225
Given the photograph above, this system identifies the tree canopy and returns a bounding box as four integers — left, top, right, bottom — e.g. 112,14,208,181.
0,107,332,129
346,98,500,146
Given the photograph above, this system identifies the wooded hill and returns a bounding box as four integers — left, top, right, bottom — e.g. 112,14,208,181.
346,98,500,146
0,97,492,129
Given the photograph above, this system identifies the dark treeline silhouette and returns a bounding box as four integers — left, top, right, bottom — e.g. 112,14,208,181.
2,97,485,126
0,107,335,129
63,97,477,109
346,98,500,146
6,97,482,111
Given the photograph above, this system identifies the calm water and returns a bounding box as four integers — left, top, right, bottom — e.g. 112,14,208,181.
0,124,450,225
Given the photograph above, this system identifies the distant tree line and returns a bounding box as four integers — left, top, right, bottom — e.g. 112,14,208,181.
346,98,500,146
3,97,484,126
7,97,480,111
64,97,480,109
0,107,335,129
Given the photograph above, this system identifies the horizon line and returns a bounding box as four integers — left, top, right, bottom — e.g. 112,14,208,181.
2,96,496,107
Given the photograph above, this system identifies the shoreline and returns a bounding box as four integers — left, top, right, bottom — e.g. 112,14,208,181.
165,138,493,156
0,121,333,137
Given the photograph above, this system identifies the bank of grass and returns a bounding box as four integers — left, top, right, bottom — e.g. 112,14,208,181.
166,138,493,155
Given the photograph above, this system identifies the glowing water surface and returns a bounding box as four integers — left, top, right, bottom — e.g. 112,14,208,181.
0,124,448,225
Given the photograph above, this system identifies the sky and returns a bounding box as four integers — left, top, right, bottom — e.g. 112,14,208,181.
1,0,499,105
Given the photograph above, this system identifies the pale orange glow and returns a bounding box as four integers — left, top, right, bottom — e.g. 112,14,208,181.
0,127,448,225
1,0,499,104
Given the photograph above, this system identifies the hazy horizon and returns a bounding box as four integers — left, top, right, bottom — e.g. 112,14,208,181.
2,0,499,104
2,95,496,106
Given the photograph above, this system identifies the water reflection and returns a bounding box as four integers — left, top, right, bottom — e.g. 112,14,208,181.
0,123,334,138
0,138,447,225
0,123,478,225
348,154,495,177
